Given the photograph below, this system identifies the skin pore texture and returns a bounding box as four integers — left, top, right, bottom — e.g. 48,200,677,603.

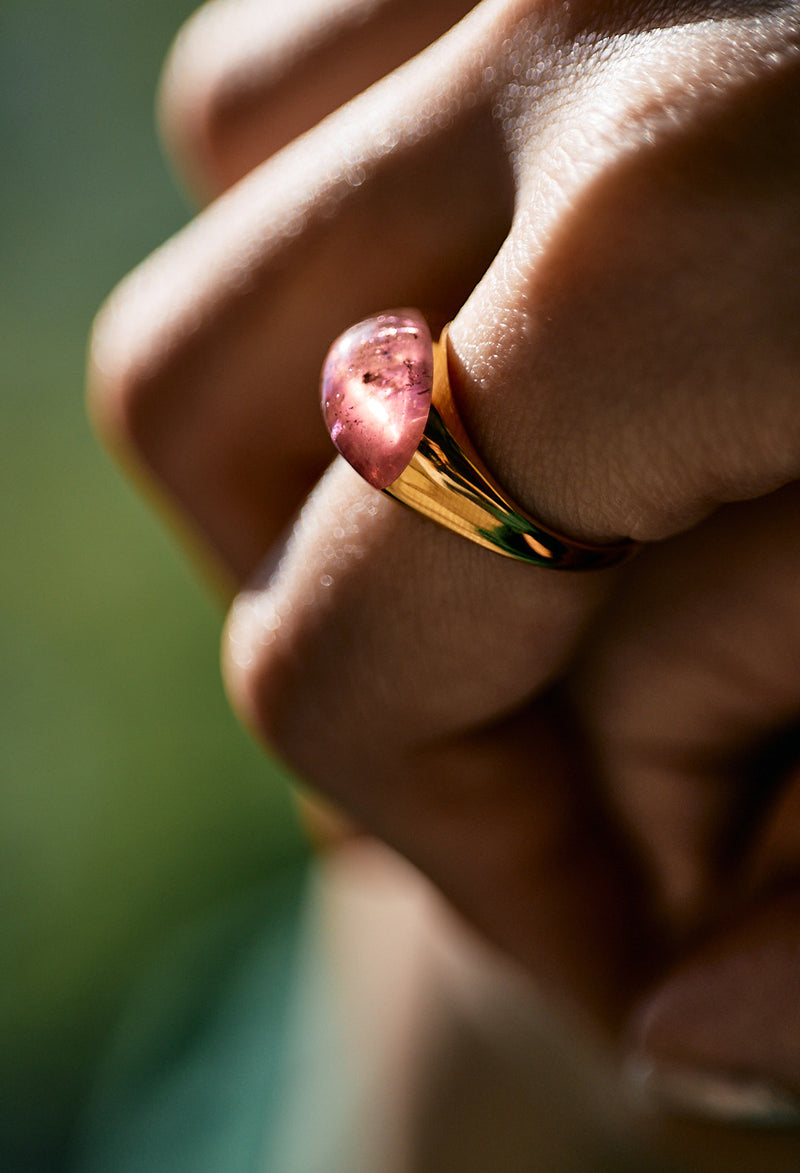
90,0,800,1163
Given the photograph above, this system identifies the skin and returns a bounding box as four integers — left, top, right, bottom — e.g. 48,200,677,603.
90,0,800,1159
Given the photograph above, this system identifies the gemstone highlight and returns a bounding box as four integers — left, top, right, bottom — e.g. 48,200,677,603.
320,310,433,490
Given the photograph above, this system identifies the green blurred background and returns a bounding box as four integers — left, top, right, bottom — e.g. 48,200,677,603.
0,2,305,1167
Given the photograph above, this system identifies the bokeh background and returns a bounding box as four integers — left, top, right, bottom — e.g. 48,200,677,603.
0,2,306,1167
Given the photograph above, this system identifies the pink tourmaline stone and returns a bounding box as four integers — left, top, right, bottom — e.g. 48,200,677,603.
320,310,433,490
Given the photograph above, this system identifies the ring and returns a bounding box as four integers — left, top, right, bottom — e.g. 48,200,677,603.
320,309,637,570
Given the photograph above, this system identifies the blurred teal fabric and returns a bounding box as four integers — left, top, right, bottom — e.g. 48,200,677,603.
75,867,310,1173
0,2,306,1168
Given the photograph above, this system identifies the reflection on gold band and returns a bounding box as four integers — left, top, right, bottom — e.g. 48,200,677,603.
384,328,638,571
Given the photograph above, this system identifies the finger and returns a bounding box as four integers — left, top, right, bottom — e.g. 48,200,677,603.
570,484,800,937
449,7,800,546
225,461,650,1020
159,0,479,201
628,883,800,1129
90,12,513,583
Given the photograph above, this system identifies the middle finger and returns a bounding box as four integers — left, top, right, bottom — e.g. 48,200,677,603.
90,6,513,581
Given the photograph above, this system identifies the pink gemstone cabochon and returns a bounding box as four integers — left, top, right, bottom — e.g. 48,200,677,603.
320,310,433,490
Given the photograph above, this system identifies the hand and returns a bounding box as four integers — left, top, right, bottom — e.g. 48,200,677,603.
90,0,800,1128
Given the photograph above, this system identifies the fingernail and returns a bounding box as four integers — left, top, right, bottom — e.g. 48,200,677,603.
623,890,800,1127
625,1055,800,1127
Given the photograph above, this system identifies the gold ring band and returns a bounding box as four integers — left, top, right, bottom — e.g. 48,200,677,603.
320,310,638,570
384,327,637,570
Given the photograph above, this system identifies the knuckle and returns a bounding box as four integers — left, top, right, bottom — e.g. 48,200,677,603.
157,0,289,198
158,14,237,197
220,485,386,770
157,7,235,198
222,588,313,763
87,287,150,458
87,263,186,469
